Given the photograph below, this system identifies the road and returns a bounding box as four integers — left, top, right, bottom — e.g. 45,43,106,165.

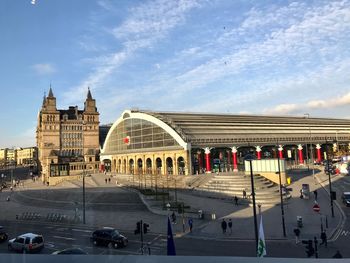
0,167,348,258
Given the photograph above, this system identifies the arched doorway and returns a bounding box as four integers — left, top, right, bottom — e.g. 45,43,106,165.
118,159,121,173
166,157,173,175
156,158,162,174
177,157,185,175
146,158,152,174
129,159,134,174
137,158,143,174
102,159,111,172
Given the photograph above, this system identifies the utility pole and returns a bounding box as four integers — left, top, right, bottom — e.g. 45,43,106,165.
277,145,287,237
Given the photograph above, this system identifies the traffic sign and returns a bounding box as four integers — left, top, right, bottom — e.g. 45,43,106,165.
313,204,320,212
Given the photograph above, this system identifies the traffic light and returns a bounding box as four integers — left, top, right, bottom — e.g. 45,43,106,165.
302,240,315,258
134,221,141,235
143,223,149,234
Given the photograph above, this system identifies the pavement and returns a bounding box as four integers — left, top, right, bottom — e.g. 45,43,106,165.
0,167,345,244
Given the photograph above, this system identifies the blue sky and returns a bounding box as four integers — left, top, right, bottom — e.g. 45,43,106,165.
1,0,350,148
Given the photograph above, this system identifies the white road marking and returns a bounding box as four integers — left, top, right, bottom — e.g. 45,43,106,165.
53,235,76,241
341,230,349,236
72,228,92,233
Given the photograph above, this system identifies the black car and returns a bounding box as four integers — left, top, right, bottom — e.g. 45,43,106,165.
0,226,8,243
342,192,350,207
91,228,128,249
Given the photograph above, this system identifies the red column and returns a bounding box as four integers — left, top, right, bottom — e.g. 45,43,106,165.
204,147,211,173
256,146,262,160
316,144,322,163
278,145,283,159
231,147,238,171
298,145,304,164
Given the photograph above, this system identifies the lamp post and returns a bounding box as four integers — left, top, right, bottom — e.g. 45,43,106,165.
325,138,335,218
244,153,258,252
276,144,287,237
305,114,315,179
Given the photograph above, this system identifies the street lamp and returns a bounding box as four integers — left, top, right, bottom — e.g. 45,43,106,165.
325,138,335,218
276,144,287,237
244,153,258,252
305,114,315,179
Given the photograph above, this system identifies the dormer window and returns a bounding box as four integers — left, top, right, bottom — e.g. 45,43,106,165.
63,114,68,121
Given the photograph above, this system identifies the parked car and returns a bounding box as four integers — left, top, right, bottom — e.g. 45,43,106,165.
52,248,88,255
0,226,8,243
8,233,44,253
342,192,350,207
91,227,128,249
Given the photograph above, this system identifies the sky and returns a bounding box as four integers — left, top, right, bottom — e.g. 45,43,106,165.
1,0,350,148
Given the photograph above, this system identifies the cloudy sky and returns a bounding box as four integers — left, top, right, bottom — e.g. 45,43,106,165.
1,0,350,148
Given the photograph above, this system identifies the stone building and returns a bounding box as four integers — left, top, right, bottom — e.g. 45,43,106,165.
36,87,100,185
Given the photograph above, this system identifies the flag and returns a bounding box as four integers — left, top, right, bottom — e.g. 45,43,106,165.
167,216,176,256
257,215,267,257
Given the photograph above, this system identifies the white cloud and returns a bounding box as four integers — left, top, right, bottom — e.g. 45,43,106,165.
31,63,56,75
64,0,201,104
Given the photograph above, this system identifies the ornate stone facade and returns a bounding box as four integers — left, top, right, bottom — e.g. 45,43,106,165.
36,87,100,185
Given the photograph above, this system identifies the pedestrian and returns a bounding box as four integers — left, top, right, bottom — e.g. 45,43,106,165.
243,189,247,199
221,219,227,234
293,228,301,244
314,190,318,201
300,189,304,199
234,196,238,205
105,178,107,184
188,218,193,232
333,250,343,258
228,219,233,234
108,178,111,183
171,211,177,224
320,231,327,247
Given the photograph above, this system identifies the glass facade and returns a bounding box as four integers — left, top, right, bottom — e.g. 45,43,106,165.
104,118,180,153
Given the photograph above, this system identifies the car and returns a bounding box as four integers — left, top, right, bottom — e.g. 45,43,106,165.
0,226,8,243
8,233,44,253
91,227,128,249
342,192,350,207
52,248,88,255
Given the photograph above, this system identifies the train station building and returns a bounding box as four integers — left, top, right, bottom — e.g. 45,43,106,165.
100,109,350,176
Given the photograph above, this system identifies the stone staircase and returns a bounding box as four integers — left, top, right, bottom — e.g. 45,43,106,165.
195,173,289,205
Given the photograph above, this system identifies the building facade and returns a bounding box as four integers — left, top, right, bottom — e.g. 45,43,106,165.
36,87,100,185
16,147,38,166
101,109,350,176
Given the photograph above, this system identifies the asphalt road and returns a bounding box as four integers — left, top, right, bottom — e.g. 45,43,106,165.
0,220,167,255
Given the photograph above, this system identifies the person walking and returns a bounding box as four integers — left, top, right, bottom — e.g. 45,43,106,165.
243,189,247,199
171,211,177,224
320,231,327,247
294,228,301,244
314,190,318,201
108,178,111,183
221,219,227,234
234,196,238,205
228,219,233,235
105,178,107,184
188,218,193,232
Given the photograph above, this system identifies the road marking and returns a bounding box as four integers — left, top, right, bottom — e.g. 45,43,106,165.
46,242,55,248
72,228,92,233
341,230,349,236
53,235,76,241
56,227,68,232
